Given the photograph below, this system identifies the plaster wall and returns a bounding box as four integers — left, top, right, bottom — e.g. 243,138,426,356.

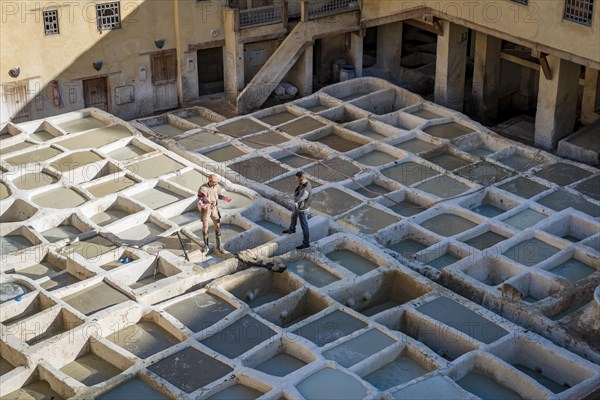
0,1,178,122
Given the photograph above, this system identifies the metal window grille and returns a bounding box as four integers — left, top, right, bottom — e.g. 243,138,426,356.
510,0,528,5
96,2,121,31
43,10,59,35
564,0,594,26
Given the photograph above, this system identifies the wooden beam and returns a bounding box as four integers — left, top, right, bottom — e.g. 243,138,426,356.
500,52,585,85
539,53,553,80
500,52,540,71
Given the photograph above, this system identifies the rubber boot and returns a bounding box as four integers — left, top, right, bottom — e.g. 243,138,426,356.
202,231,209,249
215,232,222,252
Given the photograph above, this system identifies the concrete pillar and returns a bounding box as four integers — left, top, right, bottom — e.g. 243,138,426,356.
534,55,580,150
287,44,313,96
435,21,468,112
376,22,403,73
472,32,501,125
281,0,288,30
581,67,600,125
223,8,244,105
174,0,183,107
301,0,309,22
347,31,363,77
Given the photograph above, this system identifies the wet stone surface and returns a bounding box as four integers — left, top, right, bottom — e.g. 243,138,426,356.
417,297,509,344
293,310,367,347
165,292,236,333
200,315,276,358
534,163,593,186
148,347,233,393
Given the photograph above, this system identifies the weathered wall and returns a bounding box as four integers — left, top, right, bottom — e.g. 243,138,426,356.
0,0,230,122
0,1,179,122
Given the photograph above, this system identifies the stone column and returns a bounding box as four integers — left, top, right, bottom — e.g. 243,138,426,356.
347,31,363,77
376,22,403,73
223,8,245,106
534,55,580,150
581,67,600,125
435,21,468,112
472,32,501,125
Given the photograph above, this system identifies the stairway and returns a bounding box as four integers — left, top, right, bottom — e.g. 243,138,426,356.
237,22,311,114
236,10,359,113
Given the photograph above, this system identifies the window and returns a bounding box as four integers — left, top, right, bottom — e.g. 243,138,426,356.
96,2,121,31
43,10,59,35
564,0,594,26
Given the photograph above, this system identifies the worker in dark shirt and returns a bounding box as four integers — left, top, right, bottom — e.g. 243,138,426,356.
283,171,312,249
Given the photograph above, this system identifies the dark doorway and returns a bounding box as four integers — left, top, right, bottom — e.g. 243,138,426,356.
197,47,224,95
313,39,323,88
363,27,377,68
83,76,109,111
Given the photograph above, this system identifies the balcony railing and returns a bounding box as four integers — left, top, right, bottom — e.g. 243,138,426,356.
307,0,359,19
240,4,283,28
237,0,359,29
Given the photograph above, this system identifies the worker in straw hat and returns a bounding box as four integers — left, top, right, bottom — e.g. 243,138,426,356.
198,174,232,251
